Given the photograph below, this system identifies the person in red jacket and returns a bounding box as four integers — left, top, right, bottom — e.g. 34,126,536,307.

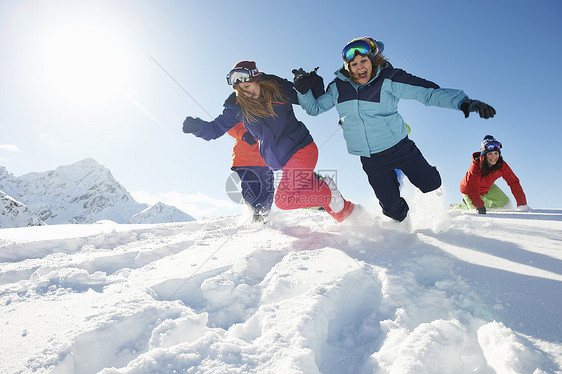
456,135,529,214
227,122,274,223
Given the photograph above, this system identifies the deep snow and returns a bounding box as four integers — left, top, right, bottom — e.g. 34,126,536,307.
1,191,561,374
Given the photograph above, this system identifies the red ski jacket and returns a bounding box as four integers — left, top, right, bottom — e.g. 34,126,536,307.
460,152,527,209
227,122,268,168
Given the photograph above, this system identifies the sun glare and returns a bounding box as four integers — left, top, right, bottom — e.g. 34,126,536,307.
41,21,130,107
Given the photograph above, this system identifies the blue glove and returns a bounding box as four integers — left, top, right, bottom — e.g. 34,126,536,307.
182,116,204,133
460,99,496,119
241,131,257,145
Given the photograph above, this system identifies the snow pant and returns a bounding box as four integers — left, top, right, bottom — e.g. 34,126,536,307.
462,184,510,209
274,142,333,210
360,137,441,222
232,166,274,214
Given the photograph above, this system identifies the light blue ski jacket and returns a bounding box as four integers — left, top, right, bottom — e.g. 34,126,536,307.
297,63,468,156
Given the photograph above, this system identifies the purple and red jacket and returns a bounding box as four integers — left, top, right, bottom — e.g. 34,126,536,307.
191,74,313,170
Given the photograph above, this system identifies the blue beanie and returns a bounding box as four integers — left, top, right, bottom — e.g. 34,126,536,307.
480,135,502,156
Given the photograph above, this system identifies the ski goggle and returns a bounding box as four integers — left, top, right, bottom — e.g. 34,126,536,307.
342,39,378,62
226,67,259,86
484,140,502,150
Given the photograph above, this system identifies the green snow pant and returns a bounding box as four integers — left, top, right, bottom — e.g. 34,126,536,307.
454,184,511,209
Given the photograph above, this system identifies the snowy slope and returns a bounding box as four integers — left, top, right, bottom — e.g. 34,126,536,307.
0,202,561,373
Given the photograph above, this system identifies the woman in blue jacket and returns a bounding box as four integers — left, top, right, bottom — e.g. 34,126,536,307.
294,37,495,222
182,61,355,222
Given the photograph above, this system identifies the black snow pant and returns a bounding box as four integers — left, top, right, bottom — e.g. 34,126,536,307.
360,137,441,222
232,166,274,214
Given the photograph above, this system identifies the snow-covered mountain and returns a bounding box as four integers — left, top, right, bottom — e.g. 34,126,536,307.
0,159,194,226
0,191,45,228
128,202,195,224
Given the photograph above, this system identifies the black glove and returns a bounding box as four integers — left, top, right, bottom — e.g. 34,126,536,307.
460,99,496,119
183,116,204,133
292,67,325,98
241,131,257,145
292,68,314,94
477,207,487,214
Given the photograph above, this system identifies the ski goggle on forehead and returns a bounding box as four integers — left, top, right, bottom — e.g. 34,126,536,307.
342,39,378,62
484,141,502,150
226,68,258,86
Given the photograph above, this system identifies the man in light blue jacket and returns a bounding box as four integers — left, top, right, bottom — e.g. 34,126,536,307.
294,37,495,222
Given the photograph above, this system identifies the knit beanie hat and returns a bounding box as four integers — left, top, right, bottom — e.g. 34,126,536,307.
480,135,502,156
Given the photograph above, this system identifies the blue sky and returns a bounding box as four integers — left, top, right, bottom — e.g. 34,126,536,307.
1,0,561,218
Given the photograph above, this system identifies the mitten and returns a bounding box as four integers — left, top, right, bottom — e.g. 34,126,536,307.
477,207,487,214
309,71,325,99
182,116,204,133
241,131,257,145
292,68,314,95
292,67,324,98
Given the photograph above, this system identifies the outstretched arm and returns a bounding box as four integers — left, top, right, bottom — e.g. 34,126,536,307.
296,81,337,116
182,107,239,141
388,68,495,118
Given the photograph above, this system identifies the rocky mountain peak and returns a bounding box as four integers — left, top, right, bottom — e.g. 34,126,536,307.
0,159,194,227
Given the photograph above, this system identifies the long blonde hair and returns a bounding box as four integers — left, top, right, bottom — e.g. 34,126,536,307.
234,79,288,123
